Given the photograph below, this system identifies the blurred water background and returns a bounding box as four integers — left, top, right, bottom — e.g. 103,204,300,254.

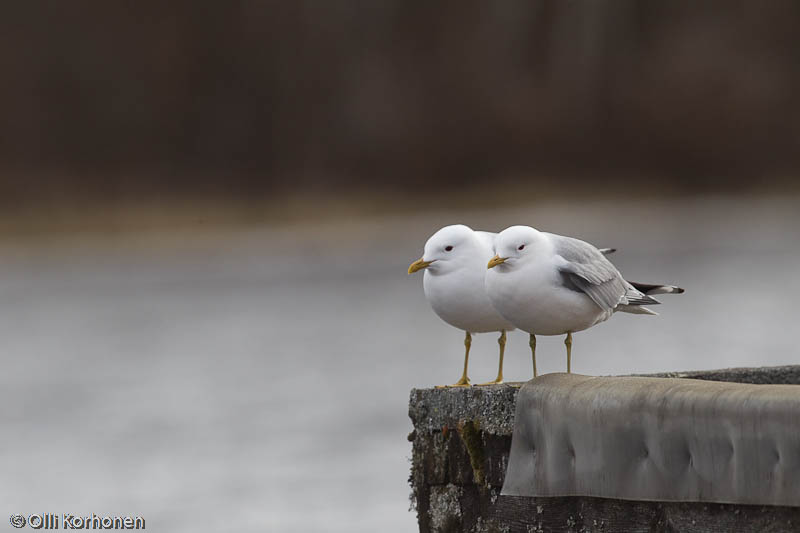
2,2,800,532
3,195,800,532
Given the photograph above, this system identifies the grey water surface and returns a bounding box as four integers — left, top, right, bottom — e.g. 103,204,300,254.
1,195,798,532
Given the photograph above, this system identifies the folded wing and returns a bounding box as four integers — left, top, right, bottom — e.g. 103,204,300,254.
549,234,659,313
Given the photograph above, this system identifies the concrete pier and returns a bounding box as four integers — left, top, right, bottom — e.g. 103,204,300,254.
408,366,800,532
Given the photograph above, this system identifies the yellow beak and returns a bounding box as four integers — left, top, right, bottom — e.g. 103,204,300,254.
487,255,507,269
408,257,434,274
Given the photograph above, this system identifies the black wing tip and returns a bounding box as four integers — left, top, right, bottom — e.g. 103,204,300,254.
628,281,685,295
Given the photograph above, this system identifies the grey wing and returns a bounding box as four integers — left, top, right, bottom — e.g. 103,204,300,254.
549,234,659,312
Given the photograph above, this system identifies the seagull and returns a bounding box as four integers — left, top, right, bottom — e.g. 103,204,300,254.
485,225,683,377
408,225,516,386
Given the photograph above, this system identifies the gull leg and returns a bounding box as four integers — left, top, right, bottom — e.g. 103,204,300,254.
454,332,472,386
437,332,472,388
478,330,506,385
530,333,538,378
565,332,572,373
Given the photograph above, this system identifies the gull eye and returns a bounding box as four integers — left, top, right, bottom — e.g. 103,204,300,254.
518,244,525,251
445,245,453,252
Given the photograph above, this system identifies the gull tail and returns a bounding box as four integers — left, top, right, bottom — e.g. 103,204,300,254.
617,280,682,315
617,304,659,316
598,247,616,255
628,281,685,295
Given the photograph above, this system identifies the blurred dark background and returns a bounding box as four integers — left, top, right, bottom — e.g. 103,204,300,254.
3,4,800,531
1,0,799,213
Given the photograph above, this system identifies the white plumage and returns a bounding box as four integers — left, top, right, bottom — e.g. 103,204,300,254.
409,225,514,386
485,225,683,375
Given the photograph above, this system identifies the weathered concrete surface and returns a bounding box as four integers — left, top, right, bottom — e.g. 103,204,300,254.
638,364,800,384
409,383,523,435
504,373,800,505
409,366,800,533
409,383,520,533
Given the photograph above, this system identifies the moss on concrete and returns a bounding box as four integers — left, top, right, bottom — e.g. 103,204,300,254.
458,420,486,487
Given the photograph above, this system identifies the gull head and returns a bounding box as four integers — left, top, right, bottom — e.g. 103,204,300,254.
408,224,478,275
488,225,545,269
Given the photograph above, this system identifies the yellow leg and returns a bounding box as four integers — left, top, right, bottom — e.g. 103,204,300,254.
478,330,506,385
565,332,572,373
437,332,472,388
530,333,538,378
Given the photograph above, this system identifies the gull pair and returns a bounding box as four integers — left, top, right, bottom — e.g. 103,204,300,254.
409,224,683,386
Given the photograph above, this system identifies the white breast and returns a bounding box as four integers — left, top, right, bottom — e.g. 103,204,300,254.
485,256,607,336
423,249,515,334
